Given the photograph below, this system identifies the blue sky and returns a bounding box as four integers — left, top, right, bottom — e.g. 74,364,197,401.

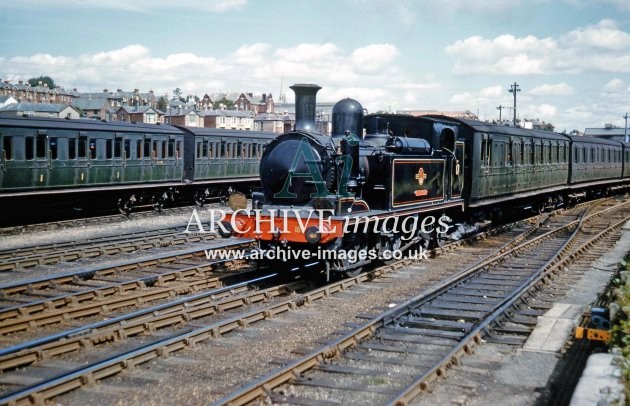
1,0,629,132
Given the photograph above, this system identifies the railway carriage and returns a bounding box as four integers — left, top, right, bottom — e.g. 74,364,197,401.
0,117,184,192
623,143,630,178
568,135,623,184
0,116,275,220
180,127,276,205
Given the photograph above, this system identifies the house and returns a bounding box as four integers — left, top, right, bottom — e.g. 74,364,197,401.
254,112,293,133
0,102,80,118
116,106,163,124
201,92,275,114
0,80,78,105
200,109,255,130
522,118,554,132
73,97,116,120
164,108,203,127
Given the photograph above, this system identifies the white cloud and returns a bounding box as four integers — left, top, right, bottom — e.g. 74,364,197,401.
0,42,409,104
445,19,630,75
602,78,627,92
529,83,575,96
350,44,400,72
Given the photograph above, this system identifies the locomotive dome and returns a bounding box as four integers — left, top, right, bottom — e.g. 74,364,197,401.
331,98,364,137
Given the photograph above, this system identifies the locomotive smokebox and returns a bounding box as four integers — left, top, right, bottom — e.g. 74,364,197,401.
291,84,321,132
332,98,364,138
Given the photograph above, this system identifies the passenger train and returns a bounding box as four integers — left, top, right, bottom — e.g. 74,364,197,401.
226,84,630,277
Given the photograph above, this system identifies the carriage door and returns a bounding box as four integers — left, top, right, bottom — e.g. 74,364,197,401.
112,134,124,183
453,141,464,198
32,131,49,188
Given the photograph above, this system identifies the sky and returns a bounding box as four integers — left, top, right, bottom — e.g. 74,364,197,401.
1,0,629,132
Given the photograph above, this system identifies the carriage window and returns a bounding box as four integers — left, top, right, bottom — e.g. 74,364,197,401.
68,138,76,160
25,137,34,160
208,142,214,158
50,137,58,160
114,138,122,158
136,140,143,158
89,139,97,159
144,139,151,158
152,141,158,158
124,140,130,159
507,142,513,166
79,136,87,158
106,139,113,159
591,147,595,163
563,145,567,163
3,136,12,160
161,141,166,159
176,141,181,158
36,134,46,158
573,148,580,164
201,141,208,158
221,141,226,158
168,140,174,158
608,149,612,162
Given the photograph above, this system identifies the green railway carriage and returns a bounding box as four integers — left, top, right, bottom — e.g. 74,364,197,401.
567,135,623,184
624,143,630,178
0,116,277,220
460,120,570,207
0,116,184,192
179,127,276,183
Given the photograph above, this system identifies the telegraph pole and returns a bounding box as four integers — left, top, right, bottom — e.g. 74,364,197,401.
625,112,629,143
497,105,506,123
508,82,520,126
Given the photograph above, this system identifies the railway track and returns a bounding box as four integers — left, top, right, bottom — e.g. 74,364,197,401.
0,225,216,272
0,204,201,237
211,198,629,405
0,201,612,405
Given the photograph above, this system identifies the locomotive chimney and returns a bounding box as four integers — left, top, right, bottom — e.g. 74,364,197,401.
290,83,321,132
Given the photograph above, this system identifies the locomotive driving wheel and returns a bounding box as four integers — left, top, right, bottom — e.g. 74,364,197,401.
333,235,366,278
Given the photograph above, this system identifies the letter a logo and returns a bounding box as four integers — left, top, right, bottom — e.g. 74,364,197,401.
275,137,328,199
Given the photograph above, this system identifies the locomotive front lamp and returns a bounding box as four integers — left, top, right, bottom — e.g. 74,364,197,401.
305,226,321,244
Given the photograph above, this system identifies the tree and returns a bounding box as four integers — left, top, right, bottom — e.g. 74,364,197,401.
212,97,235,110
172,88,185,102
157,96,168,111
28,76,55,89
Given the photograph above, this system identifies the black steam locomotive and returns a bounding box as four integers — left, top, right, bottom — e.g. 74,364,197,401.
229,83,630,277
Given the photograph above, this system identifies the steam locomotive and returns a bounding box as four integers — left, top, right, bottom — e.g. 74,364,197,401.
228,84,630,277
